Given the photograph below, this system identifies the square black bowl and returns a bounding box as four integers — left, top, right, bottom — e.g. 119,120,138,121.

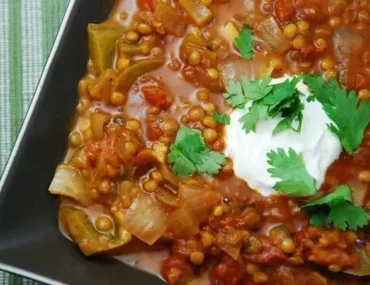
0,0,165,284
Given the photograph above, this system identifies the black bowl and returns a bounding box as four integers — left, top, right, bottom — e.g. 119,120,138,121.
0,0,165,284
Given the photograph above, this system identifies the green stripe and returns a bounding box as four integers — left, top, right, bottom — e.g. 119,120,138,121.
8,0,23,144
41,0,69,61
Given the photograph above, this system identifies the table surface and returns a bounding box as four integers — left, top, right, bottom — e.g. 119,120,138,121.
0,0,69,283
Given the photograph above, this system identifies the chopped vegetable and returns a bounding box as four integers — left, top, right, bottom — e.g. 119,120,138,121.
302,185,369,231
179,0,213,27
218,54,270,86
90,113,106,141
168,127,227,177
213,112,230,125
235,25,253,60
60,206,131,256
254,17,290,53
267,148,317,196
167,203,199,238
49,165,91,206
154,2,187,37
88,23,125,75
304,75,370,154
121,192,167,245
178,179,221,223
113,59,164,95
223,22,239,42
214,228,245,260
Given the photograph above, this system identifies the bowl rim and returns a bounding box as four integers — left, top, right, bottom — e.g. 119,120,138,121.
0,0,77,283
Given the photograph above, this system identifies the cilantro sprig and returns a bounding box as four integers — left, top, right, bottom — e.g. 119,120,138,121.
235,25,253,60
167,127,226,177
267,148,317,196
302,185,368,231
213,112,230,125
224,77,304,135
304,75,370,154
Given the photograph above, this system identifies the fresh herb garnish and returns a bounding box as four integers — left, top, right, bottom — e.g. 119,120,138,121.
225,76,304,135
302,185,368,231
267,148,317,196
235,25,253,60
213,112,230,125
223,80,245,109
304,75,370,154
239,103,268,133
241,77,272,100
168,127,226,177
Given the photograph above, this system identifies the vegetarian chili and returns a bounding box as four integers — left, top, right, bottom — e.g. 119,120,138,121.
49,0,370,284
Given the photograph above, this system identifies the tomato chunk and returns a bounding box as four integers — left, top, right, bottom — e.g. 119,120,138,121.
162,256,191,285
274,0,295,22
141,86,171,109
211,256,244,285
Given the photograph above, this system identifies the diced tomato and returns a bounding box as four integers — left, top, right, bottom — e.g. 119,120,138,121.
141,86,169,109
300,45,326,60
211,256,244,285
162,256,191,285
246,235,286,265
137,0,155,12
147,123,164,141
274,0,295,22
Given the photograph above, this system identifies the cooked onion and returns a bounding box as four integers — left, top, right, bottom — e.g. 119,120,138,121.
219,54,270,86
179,180,222,223
254,17,290,53
49,164,91,206
167,203,199,238
121,193,167,245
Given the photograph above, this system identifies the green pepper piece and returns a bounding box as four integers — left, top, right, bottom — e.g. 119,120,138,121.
88,23,125,75
113,59,164,94
60,206,131,256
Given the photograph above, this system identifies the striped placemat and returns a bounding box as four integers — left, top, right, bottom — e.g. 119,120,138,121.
0,0,69,283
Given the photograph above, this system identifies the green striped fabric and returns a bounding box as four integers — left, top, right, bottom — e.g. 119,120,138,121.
0,0,69,283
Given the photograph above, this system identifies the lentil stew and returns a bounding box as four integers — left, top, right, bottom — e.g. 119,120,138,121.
49,0,370,284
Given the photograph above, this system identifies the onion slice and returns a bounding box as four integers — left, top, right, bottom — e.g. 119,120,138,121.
179,180,221,223
49,164,92,206
121,193,167,245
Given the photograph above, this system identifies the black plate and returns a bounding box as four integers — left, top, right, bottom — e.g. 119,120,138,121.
0,0,165,284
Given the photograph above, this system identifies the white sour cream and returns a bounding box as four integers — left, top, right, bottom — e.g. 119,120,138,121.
224,77,342,196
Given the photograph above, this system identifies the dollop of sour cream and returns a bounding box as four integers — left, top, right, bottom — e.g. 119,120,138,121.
224,76,342,196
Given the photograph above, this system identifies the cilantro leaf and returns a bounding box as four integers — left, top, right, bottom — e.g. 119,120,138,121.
325,89,370,154
168,146,196,177
310,211,328,228
302,185,369,231
267,148,317,196
272,99,304,135
239,103,268,133
235,25,253,60
241,77,272,100
167,127,226,177
223,81,245,108
196,151,227,175
261,77,300,107
304,75,370,154
213,112,230,125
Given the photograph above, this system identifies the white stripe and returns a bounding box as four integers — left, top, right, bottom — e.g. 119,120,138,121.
21,0,43,113
0,0,11,173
